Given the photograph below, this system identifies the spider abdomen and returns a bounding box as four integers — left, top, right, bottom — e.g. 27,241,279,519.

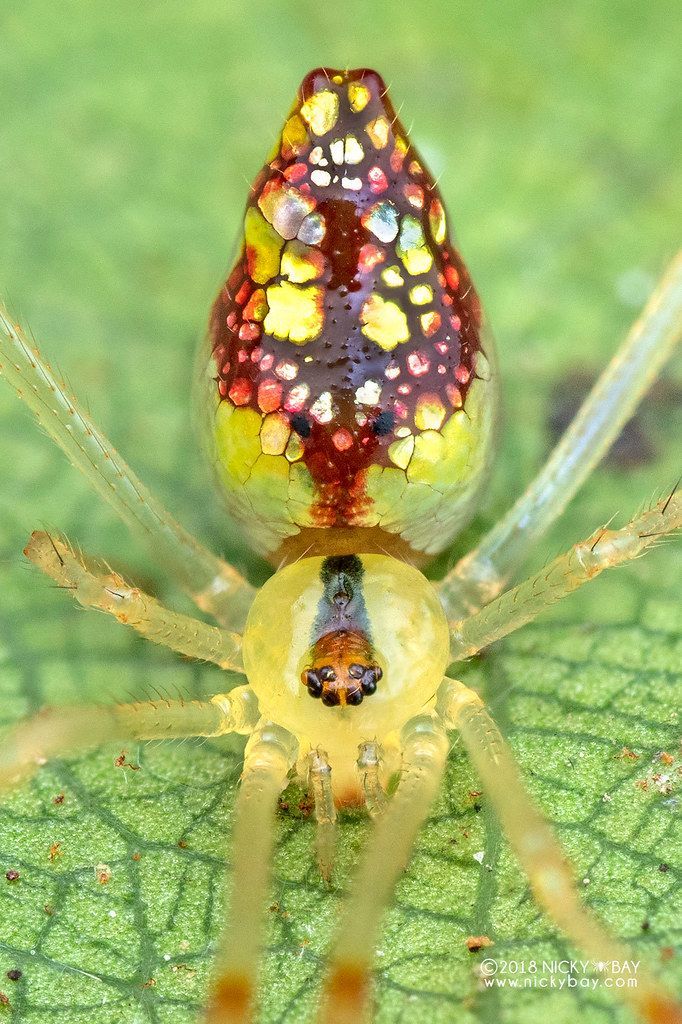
200,68,497,562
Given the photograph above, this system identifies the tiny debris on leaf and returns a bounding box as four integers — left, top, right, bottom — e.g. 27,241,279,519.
466,935,494,952
617,747,640,760
171,964,196,978
52,793,65,805
114,751,140,771
95,863,112,884
48,842,63,862
5,870,20,883
5,971,21,983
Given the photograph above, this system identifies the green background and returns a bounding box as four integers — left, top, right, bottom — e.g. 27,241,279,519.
0,1,680,1022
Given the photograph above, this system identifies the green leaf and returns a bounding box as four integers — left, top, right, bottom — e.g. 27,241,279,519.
1,3,680,1022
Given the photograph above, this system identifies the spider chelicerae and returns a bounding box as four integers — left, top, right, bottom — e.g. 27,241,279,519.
1,67,680,1024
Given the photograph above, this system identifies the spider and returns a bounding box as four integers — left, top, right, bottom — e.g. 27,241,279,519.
0,66,680,1024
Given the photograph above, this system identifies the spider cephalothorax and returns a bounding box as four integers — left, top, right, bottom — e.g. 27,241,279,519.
302,554,383,706
1,64,681,1024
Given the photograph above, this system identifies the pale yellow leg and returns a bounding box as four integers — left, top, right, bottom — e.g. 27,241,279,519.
356,741,388,818
25,531,244,670
449,487,682,660
309,750,337,882
0,685,258,792
319,716,448,1024
205,722,297,1024
438,678,682,1024
439,250,682,619
0,308,255,628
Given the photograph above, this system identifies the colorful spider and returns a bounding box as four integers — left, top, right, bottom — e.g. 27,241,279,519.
0,67,680,1024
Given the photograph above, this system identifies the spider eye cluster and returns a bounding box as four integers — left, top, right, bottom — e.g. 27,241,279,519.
303,660,383,705
242,552,450,784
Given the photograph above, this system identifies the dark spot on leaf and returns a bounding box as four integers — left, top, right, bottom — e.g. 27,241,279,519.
5,971,21,983
5,870,19,883
547,372,682,469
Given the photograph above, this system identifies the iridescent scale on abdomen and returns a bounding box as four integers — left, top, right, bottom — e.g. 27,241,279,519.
202,67,497,562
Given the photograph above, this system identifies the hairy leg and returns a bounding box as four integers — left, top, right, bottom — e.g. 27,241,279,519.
205,722,297,1024
0,308,254,628
449,486,681,660
0,685,258,792
309,749,337,882
25,531,245,669
438,678,682,1024
319,716,448,1024
439,250,682,618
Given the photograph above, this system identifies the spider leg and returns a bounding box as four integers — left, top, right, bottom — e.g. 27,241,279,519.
439,249,682,618
24,530,244,670
319,716,448,1024
309,749,337,882
438,678,682,1024
449,486,681,660
356,741,388,818
0,308,255,629
0,685,258,792
205,722,297,1024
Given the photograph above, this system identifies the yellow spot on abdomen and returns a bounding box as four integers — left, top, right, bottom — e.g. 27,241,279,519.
264,280,324,344
244,207,284,285
366,116,390,149
300,90,339,135
281,240,325,283
260,412,291,455
348,82,371,112
360,293,409,351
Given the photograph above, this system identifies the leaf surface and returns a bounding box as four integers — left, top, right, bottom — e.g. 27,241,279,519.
1,3,680,1021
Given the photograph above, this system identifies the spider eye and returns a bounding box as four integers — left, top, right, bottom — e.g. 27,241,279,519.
304,670,323,697
321,690,341,707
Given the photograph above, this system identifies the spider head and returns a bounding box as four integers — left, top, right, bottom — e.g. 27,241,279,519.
301,628,383,706
243,553,449,797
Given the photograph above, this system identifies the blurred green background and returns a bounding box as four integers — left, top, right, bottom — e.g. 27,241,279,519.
0,1,680,1022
